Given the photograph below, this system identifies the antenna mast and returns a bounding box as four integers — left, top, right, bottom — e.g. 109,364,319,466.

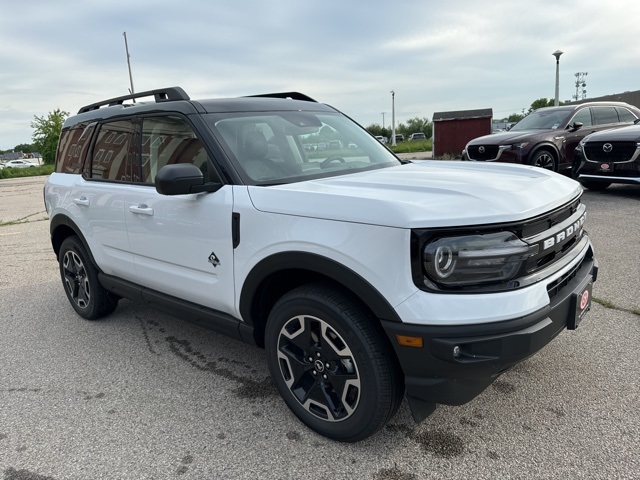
123,32,135,95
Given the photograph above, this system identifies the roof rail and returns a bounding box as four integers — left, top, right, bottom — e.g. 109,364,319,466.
245,92,317,103
78,86,190,114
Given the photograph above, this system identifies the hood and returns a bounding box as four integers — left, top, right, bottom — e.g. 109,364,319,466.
467,130,549,146
247,161,583,229
584,124,640,142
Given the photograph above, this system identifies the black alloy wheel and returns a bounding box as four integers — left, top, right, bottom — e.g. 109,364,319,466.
265,283,403,442
58,236,118,320
530,150,557,171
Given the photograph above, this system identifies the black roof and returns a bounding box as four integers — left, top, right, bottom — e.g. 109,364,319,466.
197,97,335,114
66,87,334,127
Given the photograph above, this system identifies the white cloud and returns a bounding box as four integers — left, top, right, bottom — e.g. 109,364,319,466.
0,0,638,148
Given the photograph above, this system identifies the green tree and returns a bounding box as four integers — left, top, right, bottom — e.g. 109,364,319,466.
403,117,432,138
13,143,35,153
366,124,390,138
528,98,563,113
31,109,69,164
368,117,433,140
507,112,525,123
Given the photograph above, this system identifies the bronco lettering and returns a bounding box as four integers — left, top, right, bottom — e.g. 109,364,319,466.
542,213,586,251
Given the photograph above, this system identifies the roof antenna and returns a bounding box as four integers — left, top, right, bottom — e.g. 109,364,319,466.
122,32,136,101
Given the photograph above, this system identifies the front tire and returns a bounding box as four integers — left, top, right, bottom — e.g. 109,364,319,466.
530,149,556,171
58,236,118,320
580,180,611,191
265,283,403,442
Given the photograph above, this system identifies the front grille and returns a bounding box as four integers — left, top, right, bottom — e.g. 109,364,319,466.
546,260,580,299
518,197,580,238
520,200,586,274
584,141,637,163
468,145,499,161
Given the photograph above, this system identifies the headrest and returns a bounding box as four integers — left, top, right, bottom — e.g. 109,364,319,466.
243,131,268,159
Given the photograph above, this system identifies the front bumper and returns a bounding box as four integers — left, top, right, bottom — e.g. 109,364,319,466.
574,150,640,185
381,248,597,421
463,142,531,165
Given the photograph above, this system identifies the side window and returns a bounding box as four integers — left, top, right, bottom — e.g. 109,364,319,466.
56,123,96,174
89,120,137,181
616,107,637,123
139,116,209,184
592,106,619,126
569,108,592,127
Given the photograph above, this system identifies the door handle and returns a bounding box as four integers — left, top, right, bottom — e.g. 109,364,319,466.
73,197,90,206
129,205,154,216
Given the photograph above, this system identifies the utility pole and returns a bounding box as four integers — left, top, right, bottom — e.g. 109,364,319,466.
123,32,135,95
390,91,396,147
573,72,588,101
381,112,386,130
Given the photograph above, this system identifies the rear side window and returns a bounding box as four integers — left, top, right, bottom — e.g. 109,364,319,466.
592,106,619,125
89,120,137,181
570,108,592,127
55,123,96,174
138,116,209,184
616,107,638,123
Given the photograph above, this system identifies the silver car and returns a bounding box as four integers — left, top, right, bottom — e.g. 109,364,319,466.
4,160,37,168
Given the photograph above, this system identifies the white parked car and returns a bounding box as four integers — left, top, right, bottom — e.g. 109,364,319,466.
4,159,37,168
44,87,597,442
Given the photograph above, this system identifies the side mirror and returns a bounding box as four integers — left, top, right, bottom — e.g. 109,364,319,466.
155,164,221,195
567,121,583,132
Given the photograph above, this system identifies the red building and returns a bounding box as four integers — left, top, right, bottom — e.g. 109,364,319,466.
433,108,492,158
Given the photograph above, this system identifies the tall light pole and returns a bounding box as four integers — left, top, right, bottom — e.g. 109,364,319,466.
552,50,563,106
381,112,386,130
390,90,396,146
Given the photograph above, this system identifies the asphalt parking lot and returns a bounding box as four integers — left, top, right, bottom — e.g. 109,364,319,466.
0,174,638,480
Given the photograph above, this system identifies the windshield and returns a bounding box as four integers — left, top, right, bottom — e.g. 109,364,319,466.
510,109,572,131
204,111,400,185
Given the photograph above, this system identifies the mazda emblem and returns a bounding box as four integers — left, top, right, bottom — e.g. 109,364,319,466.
479,146,485,153
603,143,613,153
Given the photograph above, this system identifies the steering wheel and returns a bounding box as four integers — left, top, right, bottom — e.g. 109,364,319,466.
320,156,346,168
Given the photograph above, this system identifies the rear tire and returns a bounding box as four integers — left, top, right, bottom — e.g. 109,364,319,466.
265,283,403,442
58,236,118,320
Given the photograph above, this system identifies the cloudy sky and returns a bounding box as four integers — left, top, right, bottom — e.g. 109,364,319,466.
1,0,638,150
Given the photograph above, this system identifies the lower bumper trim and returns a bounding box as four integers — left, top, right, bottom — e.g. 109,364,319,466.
382,254,596,418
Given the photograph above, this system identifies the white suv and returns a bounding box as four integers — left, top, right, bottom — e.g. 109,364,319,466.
45,87,597,442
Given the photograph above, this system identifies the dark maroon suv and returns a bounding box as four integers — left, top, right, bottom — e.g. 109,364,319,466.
463,102,640,172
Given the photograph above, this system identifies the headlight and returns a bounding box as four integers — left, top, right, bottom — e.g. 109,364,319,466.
501,142,529,150
422,232,538,288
